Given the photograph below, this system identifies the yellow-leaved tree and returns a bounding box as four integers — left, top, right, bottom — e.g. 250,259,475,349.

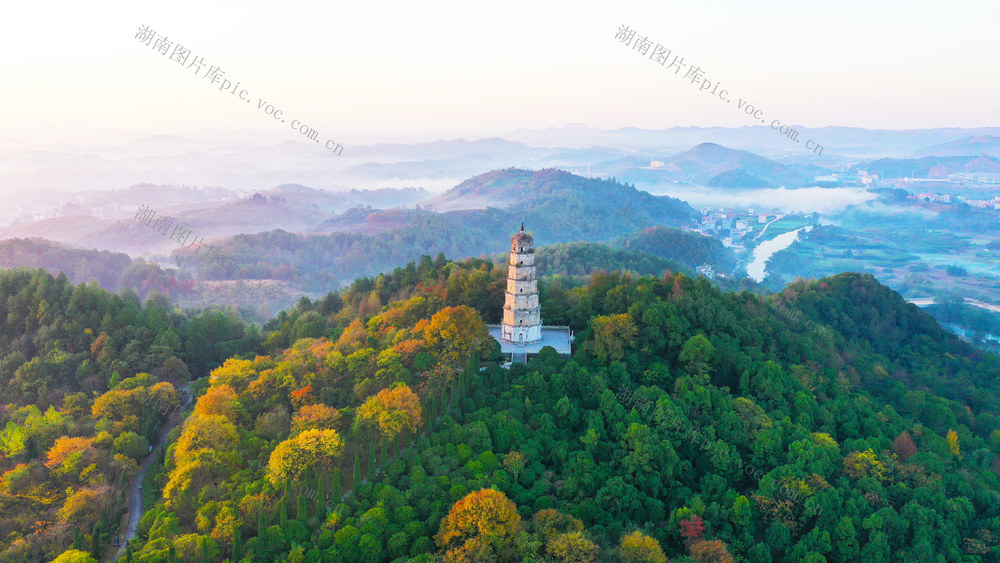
436,489,522,562
267,428,344,483
947,429,961,457
547,531,598,562
50,549,97,563
620,530,668,563
355,384,422,441
175,414,239,461
842,449,887,480
422,305,489,367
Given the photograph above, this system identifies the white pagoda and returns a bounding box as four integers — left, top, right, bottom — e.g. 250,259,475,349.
488,223,572,363
500,223,543,345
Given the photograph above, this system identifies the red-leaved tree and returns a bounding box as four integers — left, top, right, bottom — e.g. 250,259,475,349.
680,515,706,541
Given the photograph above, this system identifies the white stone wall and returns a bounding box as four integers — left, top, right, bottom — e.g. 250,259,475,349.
506,279,538,294
501,323,542,344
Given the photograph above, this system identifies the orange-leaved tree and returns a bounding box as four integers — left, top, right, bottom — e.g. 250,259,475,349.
194,384,238,419
291,403,341,434
436,489,522,562
689,539,734,563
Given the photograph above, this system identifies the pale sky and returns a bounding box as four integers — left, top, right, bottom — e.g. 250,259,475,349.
2,0,997,146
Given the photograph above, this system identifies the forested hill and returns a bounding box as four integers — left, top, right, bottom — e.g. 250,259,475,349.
776,273,999,411
6,258,1000,561
0,268,258,561
0,169,699,308
178,168,697,289
141,261,1000,561
423,168,694,227
0,238,194,299
612,226,738,274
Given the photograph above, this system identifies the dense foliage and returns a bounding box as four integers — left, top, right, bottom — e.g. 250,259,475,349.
0,269,260,560
130,263,1000,561
7,254,1000,561
0,238,196,300
611,227,738,273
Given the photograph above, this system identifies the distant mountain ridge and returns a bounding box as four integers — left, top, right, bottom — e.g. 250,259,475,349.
177,168,698,289
590,142,828,188
859,155,1000,178
423,168,693,218
503,123,1000,156
912,135,1000,158
0,184,432,255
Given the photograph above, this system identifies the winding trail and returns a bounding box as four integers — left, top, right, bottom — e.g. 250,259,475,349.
111,383,192,561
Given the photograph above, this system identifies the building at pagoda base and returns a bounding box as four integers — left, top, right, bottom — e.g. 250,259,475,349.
486,223,573,364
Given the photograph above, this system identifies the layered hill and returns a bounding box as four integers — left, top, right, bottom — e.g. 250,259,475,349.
913,135,1000,158
860,155,1000,178
593,143,829,188
419,167,693,221
179,168,698,290
0,185,431,256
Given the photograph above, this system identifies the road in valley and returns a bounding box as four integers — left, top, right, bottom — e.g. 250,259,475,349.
111,383,192,561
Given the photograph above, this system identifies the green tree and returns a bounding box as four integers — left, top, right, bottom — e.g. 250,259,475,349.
833,517,859,561
679,334,714,382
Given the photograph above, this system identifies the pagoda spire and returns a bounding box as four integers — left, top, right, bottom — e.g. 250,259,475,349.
520,221,524,232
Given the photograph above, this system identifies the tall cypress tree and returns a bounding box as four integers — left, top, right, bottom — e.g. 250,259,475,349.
368,443,377,480
232,526,242,561
280,501,288,529
296,492,308,522
283,477,294,514
353,453,361,487
332,468,342,503
380,439,388,469
90,522,103,559
304,466,314,491
314,470,326,520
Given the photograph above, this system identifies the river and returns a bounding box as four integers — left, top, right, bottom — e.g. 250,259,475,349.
747,226,813,282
